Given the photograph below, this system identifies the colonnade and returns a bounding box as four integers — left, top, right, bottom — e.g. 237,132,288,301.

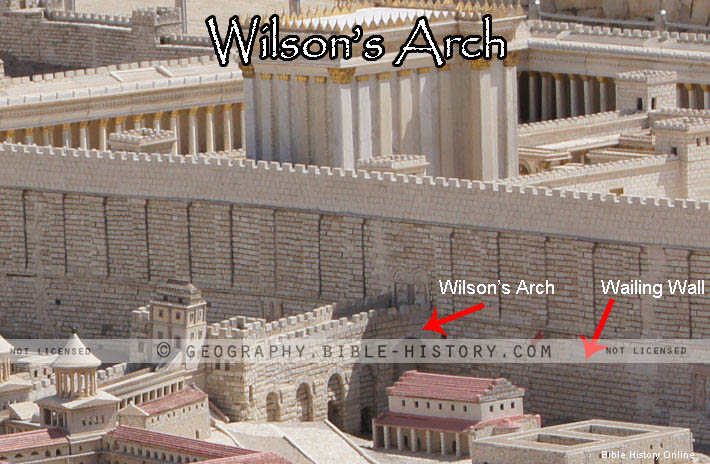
374,424,467,457
0,103,246,155
677,83,710,109
519,71,616,123
56,369,98,398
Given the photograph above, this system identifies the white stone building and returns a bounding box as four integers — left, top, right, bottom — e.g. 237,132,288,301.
373,370,540,457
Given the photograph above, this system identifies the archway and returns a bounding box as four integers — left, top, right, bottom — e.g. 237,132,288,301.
296,383,313,422
327,374,345,429
358,365,376,436
266,392,280,422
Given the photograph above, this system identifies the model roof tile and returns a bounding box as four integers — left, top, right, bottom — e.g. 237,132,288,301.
107,426,254,458
139,386,207,415
0,428,68,453
386,370,524,403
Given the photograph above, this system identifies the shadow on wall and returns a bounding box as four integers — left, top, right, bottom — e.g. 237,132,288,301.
0,52,75,78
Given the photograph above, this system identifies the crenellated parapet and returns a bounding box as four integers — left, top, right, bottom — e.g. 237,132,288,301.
47,10,132,27
1,142,710,249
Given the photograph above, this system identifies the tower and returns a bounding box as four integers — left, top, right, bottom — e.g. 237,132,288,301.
37,331,119,436
148,279,208,352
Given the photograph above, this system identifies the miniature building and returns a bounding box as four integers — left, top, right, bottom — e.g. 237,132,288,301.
108,128,176,154
615,70,678,114
36,331,120,436
117,385,210,439
357,155,430,177
470,419,695,464
132,279,208,355
373,371,540,458
0,334,31,412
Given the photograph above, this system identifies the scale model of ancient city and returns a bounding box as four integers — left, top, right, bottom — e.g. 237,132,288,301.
3,0,710,462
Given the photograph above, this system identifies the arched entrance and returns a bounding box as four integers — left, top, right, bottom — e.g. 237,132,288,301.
266,392,280,422
358,366,376,436
296,383,313,422
327,374,345,429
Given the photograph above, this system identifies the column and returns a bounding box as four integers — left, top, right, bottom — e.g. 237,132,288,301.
240,64,258,156
553,73,565,119
470,60,495,180
238,102,246,150
570,75,580,117
398,69,414,153
188,107,198,155
115,116,125,133
79,121,89,149
397,427,404,451
222,104,233,151
455,433,462,458
703,85,710,110
582,75,593,115
205,105,215,154
438,65,455,177
503,55,520,178
418,67,439,175
378,72,393,157
24,128,34,145
98,119,108,151
410,428,416,452
62,124,71,147
259,73,274,160
327,67,355,170
383,426,391,449
528,71,538,122
598,76,609,112
440,432,446,455
133,114,144,129
541,73,552,120
685,84,697,109
170,110,180,155
275,76,291,162
425,430,432,453
357,75,373,161
42,126,52,146
153,112,163,130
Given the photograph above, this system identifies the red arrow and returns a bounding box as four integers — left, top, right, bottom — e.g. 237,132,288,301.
422,303,485,336
579,298,615,359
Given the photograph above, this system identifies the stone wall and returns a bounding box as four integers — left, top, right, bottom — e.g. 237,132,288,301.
2,143,710,439
503,156,686,199
532,0,710,25
0,7,208,72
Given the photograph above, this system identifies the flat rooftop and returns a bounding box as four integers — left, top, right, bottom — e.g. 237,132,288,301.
472,419,691,453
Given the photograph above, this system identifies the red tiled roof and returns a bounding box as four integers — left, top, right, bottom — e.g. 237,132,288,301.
374,412,479,433
374,412,534,433
107,426,254,458
140,386,208,415
205,453,292,464
0,428,68,453
386,370,522,403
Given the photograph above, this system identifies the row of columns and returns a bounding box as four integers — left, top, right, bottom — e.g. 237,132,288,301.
522,71,615,123
377,425,464,457
0,103,246,155
56,369,98,398
677,83,710,110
